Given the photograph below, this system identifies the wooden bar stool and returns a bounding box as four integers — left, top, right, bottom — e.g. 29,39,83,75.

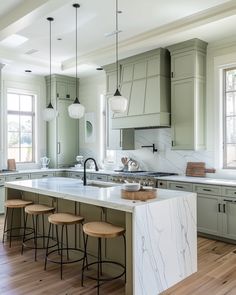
22,204,56,261
44,213,86,279
2,199,33,247
81,221,126,295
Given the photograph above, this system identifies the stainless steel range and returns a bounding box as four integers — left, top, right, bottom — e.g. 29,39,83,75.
109,172,177,187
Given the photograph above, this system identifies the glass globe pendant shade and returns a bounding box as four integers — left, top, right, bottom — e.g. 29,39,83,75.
68,97,85,119
42,102,57,121
110,89,128,113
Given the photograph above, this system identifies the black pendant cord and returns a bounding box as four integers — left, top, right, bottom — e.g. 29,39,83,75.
115,0,119,91
47,17,54,109
73,3,80,104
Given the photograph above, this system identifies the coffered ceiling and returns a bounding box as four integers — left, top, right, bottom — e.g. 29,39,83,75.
0,0,235,77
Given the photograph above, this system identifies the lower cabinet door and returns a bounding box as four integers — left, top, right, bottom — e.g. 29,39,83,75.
0,186,5,214
197,194,222,236
222,199,236,240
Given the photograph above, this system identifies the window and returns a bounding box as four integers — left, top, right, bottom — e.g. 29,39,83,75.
223,68,236,168
7,91,35,163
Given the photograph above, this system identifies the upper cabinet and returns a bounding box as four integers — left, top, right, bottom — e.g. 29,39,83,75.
46,74,77,101
104,48,171,129
167,39,207,150
45,74,79,168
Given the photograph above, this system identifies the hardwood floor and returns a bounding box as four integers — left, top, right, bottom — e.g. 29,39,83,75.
161,237,236,295
0,215,124,295
1,213,236,295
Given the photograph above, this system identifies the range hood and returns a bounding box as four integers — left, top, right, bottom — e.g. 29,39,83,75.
104,48,171,129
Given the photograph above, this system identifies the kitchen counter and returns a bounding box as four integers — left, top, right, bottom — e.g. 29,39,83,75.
155,175,236,186
5,177,197,295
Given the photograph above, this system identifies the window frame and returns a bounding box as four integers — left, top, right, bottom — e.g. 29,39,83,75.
7,90,36,164
223,66,236,169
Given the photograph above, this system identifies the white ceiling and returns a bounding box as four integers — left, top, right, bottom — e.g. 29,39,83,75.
0,0,235,77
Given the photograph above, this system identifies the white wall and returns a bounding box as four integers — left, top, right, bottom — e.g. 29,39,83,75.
78,72,106,166
0,70,47,170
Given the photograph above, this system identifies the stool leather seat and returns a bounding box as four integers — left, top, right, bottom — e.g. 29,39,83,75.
5,199,32,208
83,221,125,238
49,213,84,225
25,204,55,215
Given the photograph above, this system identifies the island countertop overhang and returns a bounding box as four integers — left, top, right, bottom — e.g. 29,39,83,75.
4,177,196,213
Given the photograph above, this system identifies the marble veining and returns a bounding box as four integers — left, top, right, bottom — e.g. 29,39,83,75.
133,194,197,295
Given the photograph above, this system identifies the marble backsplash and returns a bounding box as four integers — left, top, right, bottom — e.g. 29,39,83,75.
112,129,214,175
80,128,214,175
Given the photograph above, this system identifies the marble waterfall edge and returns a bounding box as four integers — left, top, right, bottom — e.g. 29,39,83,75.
133,193,197,295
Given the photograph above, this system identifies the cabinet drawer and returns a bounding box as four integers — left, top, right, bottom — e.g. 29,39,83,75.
5,174,30,181
0,177,5,185
30,172,55,179
194,184,221,195
167,181,193,192
90,174,108,182
157,180,167,189
69,172,84,179
222,187,236,198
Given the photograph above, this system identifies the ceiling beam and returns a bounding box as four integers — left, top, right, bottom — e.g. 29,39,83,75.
0,0,70,41
62,1,236,71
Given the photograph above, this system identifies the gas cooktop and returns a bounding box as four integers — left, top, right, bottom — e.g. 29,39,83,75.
114,171,177,177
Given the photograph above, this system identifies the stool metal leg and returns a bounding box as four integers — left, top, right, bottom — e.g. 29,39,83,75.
34,215,39,261
56,225,60,255
60,224,65,280
44,222,52,271
2,208,9,244
21,211,29,255
81,234,88,287
97,237,102,295
66,225,69,260
42,214,45,248
9,208,14,248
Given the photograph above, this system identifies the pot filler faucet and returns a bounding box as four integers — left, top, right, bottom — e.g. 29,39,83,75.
83,157,99,185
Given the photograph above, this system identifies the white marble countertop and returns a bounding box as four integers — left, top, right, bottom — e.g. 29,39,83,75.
156,175,236,187
4,177,195,213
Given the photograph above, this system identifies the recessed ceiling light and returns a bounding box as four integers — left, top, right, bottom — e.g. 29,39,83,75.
96,67,103,71
25,70,32,73
1,34,28,48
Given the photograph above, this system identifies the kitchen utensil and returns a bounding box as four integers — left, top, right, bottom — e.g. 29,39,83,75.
122,183,141,192
7,159,16,171
76,155,83,168
186,162,206,177
128,159,139,172
121,157,129,171
40,157,50,169
121,188,157,201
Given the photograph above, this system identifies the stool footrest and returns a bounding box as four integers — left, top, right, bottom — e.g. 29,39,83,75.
45,247,85,265
22,236,57,250
3,227,34,239
82,260,125,282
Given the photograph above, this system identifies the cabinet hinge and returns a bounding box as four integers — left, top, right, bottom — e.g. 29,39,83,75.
171,72,174,78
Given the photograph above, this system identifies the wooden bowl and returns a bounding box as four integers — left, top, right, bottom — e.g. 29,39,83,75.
121,188,157,201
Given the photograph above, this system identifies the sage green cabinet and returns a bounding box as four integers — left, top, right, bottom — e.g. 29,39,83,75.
46,75,77,101
197,194,222,236
106,97,134,150
45,75,79,168
104,48,170,129
167,39,207,150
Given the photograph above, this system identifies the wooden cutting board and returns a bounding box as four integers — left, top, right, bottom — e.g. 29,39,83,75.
186,162,206,177
121,188,157,201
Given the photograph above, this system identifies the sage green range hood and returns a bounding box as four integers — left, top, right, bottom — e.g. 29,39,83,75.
104,48,171,129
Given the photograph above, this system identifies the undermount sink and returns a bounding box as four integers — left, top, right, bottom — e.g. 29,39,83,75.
85,181,118,189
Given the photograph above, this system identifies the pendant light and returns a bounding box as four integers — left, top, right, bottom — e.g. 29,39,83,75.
68,3,85,119
43,17,57,122
109,0,128,114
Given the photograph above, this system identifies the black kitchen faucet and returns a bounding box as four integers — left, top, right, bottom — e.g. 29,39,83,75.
83,158,99,185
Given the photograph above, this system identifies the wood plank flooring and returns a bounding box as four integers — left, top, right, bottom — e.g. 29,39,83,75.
1,214,236,295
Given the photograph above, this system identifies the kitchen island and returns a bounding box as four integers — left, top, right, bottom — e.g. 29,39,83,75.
5,177,197,295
